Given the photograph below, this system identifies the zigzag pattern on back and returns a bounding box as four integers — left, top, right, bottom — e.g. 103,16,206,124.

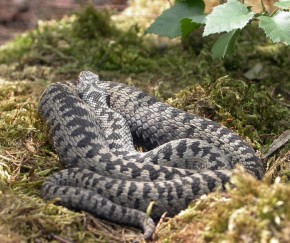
38,71,264,240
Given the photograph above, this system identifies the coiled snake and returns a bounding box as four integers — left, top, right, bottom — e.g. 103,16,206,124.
38,71,264,240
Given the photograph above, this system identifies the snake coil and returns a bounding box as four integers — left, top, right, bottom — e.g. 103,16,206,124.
38,71,264,240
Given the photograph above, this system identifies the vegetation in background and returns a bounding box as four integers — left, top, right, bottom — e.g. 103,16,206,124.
146,0,290,59
0,2,289,242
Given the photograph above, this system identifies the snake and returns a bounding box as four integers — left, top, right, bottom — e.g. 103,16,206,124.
38,71,264,240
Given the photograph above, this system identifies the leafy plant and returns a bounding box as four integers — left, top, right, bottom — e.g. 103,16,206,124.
146,0,290,59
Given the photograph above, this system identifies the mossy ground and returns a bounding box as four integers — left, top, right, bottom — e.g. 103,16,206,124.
0,2,289,242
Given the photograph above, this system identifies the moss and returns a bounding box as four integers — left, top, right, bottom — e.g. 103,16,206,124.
0,186,142,242
72,5,116,39
209,78,288,145
0,187,91,242
156,168,290,242
168,77,289,149
0,81,142,242
0,34,34,64
0,1,289,242
0,5,154,80
1,5,289,98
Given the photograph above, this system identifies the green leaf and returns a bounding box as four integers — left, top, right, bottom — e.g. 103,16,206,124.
145,0,205,38
274,0,290,9
211,29,241,59
189,15,207,24
203,0,254,36
258,11,290,45
181,18,200,38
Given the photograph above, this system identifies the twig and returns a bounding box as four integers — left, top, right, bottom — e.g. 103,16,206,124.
263,130,290,160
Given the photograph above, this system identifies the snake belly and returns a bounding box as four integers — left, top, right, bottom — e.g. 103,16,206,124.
38,71,264,240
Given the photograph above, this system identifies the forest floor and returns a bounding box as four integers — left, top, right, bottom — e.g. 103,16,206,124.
0,1,289,242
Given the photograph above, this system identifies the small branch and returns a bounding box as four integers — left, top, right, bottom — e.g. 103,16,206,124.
263,130,290,160
269,7,279,17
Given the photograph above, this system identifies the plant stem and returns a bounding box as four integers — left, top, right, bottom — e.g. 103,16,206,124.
269,7,279,17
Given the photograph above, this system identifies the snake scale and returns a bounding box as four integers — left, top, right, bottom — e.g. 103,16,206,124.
38,71,264,240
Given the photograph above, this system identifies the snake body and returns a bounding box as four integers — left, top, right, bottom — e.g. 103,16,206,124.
38,71,264,240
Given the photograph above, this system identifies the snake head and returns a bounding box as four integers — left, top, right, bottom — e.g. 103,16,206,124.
78,71,109,107
78,71,100,84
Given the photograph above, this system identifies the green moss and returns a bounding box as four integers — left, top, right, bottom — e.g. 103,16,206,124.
209,77,289,146
168,77,289,149
0,5,153,79
0,2,289,242
1,6,289,99
0,34,33,64
72,5,116,39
